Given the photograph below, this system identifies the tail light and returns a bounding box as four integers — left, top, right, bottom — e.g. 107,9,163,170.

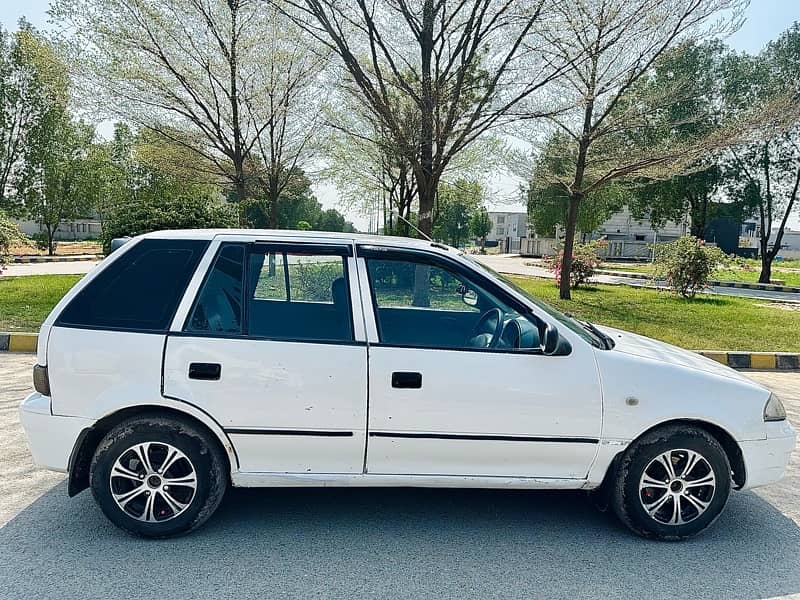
33,365,50,396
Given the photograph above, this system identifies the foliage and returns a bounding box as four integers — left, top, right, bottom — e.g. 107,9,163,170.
433,180,484,247
544,241,605,289
0,210,28,271
653,236,729,298
469,208,492,251
100,193,236,253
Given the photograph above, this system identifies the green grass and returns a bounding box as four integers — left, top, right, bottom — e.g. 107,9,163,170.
601,262,800,287
0,275,83,332
508,276,800,352
2,273,799,352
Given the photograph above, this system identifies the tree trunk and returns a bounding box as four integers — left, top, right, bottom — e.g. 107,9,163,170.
268,173,280,229
759,254,772,284
417,0,435,237
559,193,582,300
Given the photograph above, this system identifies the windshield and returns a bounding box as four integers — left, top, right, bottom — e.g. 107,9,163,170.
460,254,606,348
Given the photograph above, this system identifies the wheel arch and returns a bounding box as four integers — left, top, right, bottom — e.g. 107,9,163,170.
67,404,237,497
623,418,746,490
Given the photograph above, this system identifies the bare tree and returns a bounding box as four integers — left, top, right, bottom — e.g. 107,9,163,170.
531,0,749,299
52,0,326,224
283,0,566,236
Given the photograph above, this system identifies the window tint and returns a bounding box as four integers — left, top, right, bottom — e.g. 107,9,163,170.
247,249,353,342
186,244,245,334
57,238,209,332
366,255,542,351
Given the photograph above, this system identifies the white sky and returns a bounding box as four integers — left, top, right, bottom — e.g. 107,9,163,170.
2,0,799,230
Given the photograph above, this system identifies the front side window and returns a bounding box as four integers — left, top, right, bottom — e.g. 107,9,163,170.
57,238,209,332
365,254,542,351
184,244,354,343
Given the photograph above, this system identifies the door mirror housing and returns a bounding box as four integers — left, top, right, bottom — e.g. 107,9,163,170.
461,287,479,307
541,323,560,355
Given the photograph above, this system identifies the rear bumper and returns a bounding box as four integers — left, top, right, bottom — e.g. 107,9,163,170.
19,392,93,473
739,420,796,490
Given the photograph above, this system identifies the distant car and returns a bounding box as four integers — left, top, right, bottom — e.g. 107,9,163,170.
20,230,795,539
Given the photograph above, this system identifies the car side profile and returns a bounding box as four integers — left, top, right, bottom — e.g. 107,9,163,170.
19,230,795,539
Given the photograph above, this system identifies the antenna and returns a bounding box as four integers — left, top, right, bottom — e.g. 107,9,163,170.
390,210,432,242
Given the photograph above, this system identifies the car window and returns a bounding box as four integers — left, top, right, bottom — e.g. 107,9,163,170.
247,249,353,342
57,238,209,332
365,255,541,351
186,244,245,334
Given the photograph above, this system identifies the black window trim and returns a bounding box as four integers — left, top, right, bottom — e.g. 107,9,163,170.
180,241,357,345
356,244,565,357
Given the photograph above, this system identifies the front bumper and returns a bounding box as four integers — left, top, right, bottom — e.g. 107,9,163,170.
19,392,93,473
739,420,797,490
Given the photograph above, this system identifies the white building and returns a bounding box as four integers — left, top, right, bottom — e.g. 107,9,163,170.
487,212,527,242
16,218,102,241
593,207,690,242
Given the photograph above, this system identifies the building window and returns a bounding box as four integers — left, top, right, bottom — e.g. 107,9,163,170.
497,226,505,236
497,215,505,224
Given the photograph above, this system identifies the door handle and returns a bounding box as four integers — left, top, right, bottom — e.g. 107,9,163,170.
188,362,221,381
392,372,422,389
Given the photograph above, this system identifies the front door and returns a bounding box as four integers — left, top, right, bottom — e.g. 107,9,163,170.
359,247,602,479
164,240,367,473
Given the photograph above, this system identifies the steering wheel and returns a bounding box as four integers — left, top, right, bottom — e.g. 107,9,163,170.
467,308,505,348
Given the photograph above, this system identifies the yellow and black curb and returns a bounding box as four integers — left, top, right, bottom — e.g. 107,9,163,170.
1,332,798,370
596,269,800,294
12,255,103,264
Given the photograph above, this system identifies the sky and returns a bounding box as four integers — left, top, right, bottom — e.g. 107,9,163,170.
2,0,800,230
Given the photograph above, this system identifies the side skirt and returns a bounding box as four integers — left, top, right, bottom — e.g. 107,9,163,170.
231,472,591,490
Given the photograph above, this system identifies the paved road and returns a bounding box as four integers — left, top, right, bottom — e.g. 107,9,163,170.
2,260,100,277
1,354,799,599
475,254,800,303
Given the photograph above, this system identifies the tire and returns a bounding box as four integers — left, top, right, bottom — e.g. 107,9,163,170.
611,424,731,540
90,414,228,538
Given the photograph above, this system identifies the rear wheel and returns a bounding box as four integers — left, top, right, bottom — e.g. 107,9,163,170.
611,424,731,540
90,415,228,538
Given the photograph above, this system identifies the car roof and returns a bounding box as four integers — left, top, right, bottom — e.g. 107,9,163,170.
140,228,455,254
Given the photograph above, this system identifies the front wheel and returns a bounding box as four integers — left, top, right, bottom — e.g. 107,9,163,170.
90,415,228,538
611,424,731,540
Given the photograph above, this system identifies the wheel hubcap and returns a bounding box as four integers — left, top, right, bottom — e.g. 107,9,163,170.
110,442,197,523
639,449,716,526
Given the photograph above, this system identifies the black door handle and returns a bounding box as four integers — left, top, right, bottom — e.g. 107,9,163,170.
392,372,422,389
189,362,221,381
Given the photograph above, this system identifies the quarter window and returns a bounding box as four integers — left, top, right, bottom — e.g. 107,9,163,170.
186,244,245,334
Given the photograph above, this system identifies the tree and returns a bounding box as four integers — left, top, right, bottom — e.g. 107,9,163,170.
53,0,326,223
287,0,566,237
0,209,28,271
532,0,749,299
722,24,800,283
0,21,68,214
469,207,492,252
433,179,483,247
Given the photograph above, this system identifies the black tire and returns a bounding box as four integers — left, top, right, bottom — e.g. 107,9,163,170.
611,424,731,540
90,414,228,538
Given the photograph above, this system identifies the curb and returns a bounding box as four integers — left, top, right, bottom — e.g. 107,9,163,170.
595,269,800,293
1,332,798,370
12,255,103,264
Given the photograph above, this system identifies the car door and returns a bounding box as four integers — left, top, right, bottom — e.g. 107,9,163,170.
359,246,603,480
163,237,367,474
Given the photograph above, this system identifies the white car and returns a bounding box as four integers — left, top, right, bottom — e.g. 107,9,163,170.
19,230,795,539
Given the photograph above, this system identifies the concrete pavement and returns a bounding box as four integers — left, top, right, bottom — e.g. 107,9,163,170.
474,254,800,303
2,260,100,277
1,353,799,599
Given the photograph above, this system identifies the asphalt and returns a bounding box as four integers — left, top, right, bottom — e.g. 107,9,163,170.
474,254,800,303
1,354,799,599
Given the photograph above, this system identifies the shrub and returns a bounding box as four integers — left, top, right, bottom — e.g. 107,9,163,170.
0,212,29,273
545,240,604,289
100,193,237,253
653,236,729,298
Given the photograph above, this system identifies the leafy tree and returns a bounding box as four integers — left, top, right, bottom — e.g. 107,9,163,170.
0,209,28,271
722,24,800,283
0,21,68,214
469,208,492,252
532,0,755,300
433,180,482,247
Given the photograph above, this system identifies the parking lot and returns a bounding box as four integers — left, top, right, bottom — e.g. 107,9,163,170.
2,353,799,600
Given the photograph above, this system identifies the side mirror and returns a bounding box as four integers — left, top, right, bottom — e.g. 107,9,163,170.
541,323,560,355
461,287,479,307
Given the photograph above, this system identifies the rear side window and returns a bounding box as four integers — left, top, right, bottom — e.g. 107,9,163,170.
57,238,209,332
186,244,245,334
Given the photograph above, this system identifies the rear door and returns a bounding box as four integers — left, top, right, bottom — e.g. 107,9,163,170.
163,237,367,474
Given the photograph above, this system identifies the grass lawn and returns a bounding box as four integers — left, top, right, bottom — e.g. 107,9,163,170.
601,261,800,287
2,273,799,352
0,275,83,332
508,276,800,352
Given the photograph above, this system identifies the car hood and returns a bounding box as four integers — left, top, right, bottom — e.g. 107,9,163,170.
596,325,758,385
